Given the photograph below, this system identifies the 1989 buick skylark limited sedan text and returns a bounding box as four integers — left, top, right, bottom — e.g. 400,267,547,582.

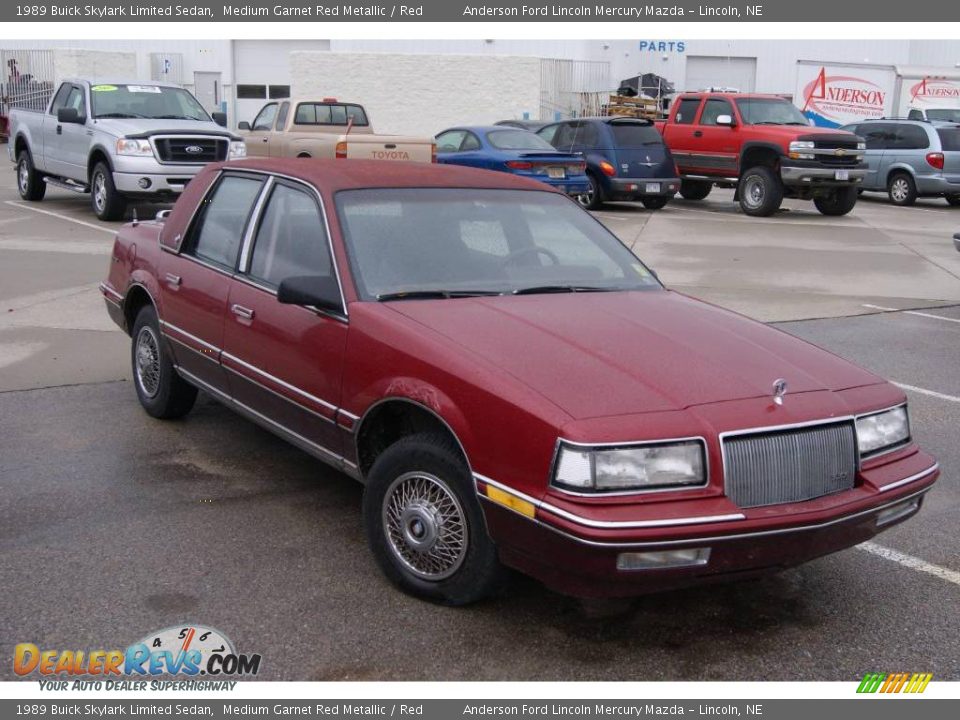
100,158,939,604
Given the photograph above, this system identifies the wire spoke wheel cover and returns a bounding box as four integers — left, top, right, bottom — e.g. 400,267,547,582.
382,471,468,581
134,325,162,398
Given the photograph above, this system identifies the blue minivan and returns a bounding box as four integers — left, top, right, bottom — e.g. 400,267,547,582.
537,117,680,210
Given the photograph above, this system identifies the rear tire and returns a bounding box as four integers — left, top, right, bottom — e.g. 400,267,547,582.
91,162,127,221
945,194,960,207
887,172,917,206
362,432,503,605
813,186,859,216
131,305,198,420
679,180,712,201
640,196,669,210
738,166,783,217
577,173,605,211
16,150,46,201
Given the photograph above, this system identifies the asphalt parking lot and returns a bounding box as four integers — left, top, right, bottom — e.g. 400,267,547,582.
1,169,958,681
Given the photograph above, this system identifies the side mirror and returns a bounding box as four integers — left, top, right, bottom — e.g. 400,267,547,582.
237,121,251,131
277,275,342,312
57,107,84,124
715,114,735,127
212,111,227,127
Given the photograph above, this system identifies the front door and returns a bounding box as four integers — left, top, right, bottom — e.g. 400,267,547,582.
221,178,348,458
245,102,277,157
193,72,221,115
159,172,267,395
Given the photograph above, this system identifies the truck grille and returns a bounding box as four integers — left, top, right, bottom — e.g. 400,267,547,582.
814,138,862,166
723,422,857,508
154,137,228,164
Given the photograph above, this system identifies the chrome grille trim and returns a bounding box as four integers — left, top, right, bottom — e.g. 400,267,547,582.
722,421,857,508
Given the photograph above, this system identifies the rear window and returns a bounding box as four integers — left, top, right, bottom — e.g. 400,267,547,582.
609,123,662,147
937,129,960,151
487,129,556,151
294,103,369,127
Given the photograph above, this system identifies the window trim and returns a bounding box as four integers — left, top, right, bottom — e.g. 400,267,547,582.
251,102,279,132
698,98,734,127
292,102,370,127
275,101,290,131
435,129,467,153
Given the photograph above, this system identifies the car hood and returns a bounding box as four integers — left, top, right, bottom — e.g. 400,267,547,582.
743,124,858,142
93,118,236,139
386,290,882,419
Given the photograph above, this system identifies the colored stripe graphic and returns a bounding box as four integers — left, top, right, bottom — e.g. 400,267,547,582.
857,672,931,693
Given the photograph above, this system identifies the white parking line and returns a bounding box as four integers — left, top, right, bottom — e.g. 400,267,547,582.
893,382,960,404
3,201,116,235
857,542,960,588
862,303,960,324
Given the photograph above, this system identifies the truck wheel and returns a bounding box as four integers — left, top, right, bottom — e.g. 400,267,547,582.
944,194,960,207
90,162,127,221
641,196,669,210
362,432,504,605
738,166,783,217
814,186,859,216
887,172,917,206
679,180,712,201
16,150,46,201
131,305,198,420
577,174,605,211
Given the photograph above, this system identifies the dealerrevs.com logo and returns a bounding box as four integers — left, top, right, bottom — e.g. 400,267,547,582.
857,672,933,694
14,625,261,688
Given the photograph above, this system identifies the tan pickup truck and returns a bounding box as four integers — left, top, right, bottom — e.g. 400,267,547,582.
238,98,435,162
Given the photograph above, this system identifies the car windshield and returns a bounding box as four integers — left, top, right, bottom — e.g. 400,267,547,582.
927,109,960,123
735,98,810,126
336,188,662,300
487,129,556,151
90,84,210,121
609,123,663,146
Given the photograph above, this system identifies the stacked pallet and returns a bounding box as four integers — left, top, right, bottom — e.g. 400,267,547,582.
603,94,660,119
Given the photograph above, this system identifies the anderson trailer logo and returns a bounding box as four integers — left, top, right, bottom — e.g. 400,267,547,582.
910,77,960,105
801,66,888,127
857,672,933,694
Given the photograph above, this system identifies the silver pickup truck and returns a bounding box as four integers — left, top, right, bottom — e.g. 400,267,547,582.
9,79,246,220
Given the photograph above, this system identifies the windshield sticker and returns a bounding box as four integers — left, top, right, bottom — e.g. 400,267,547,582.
127,85,162,94
91,85,118,92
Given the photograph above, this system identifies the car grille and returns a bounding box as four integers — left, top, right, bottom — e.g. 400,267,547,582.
723,421,857,508
154,137,228,164
814,138,862,166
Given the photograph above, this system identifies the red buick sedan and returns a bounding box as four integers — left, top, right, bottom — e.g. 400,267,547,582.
101,158,939,604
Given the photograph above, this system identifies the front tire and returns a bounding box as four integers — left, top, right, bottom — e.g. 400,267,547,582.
814,186,859,216
131,305,198,419
738,165,783,217
679,179,712,201
91,162,127,221
640,196,669,210
577,173,605,211
362,432,503,605
16,150,46,201
887,172,917,206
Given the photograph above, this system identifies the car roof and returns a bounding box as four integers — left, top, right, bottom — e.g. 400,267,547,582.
66,78,183,89
676,92,785,100
441,125,536,134
216,158,563,194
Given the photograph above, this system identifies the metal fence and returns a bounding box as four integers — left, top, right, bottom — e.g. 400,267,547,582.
539,58,612,121
1,49,55,114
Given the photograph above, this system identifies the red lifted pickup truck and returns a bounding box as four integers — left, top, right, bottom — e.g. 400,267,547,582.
101,159,937,604
657,93,868,217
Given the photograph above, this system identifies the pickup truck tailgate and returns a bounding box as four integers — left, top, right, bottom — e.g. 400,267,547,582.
336,134,435,163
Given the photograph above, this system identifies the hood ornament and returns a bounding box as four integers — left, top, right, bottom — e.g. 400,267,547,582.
772,378,787,406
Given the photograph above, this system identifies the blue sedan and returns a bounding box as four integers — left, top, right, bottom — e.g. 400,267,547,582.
435,125,590,195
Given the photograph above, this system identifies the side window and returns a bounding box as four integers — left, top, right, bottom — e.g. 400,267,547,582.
436,130,466,152
460,132,481,151
49,83,72,115
537,124,559,146
248,183,334,290
189,175,265,269
861,124,894,150
907,109,922,120
894,125,930,150
699,99,733,126
674,98,702,125
843,124,860,138
251,103,277,131
577,123,601,148
275,102,290,131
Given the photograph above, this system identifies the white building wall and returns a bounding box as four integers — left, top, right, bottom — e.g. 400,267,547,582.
290,52,542,135
50,49,137,83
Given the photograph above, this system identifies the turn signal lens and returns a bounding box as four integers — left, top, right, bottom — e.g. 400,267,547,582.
484,485,536,519
926,152,945,170
599,160,617,177
335,141,347,159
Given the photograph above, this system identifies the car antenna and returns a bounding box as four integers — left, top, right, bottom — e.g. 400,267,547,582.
131,208,138,227
345,116,354,136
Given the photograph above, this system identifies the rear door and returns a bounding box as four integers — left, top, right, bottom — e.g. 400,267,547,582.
886,124,931,183
607,120,673,180
222,178,348,458
856,123,895,188
665,96,703,175
936,127,960,180
159,172,267,395
42,83,73,176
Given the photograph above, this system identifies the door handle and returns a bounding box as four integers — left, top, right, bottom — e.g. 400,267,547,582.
165,273,181,287
261,137,269,143
693,130,703,137
231,304,255,320
56,125,63,135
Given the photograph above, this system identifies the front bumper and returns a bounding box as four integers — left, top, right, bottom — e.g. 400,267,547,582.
607,177,680,199
476,452,939,598
111,155,207,195
780,163,867,185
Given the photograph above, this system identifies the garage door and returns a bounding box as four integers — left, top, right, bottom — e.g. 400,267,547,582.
234,39,330,125
684,56,757,93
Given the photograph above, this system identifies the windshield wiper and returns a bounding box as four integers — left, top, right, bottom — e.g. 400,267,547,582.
95,112,146,119
376,290,503,301
153,114,204,120
512,285,617,295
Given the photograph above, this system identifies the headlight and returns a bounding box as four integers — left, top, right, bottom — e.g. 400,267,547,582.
229,141,247,159
856,406,910,456
116,138,154,157
553,440,706,493
788,140,816,160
